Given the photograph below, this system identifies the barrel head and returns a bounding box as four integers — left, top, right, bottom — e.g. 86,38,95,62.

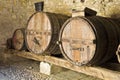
59,17,96,65
26,12,52,54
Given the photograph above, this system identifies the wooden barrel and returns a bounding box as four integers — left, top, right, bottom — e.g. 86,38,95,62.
25,12,69,55
12,28,26,50
58,16,120,66
6,38,13,49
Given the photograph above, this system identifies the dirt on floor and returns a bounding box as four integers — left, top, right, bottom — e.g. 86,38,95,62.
0,48,102,80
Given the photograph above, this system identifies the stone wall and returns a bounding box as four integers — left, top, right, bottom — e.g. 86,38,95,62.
0,0,43,46
73,0,120,17
0,0,120,47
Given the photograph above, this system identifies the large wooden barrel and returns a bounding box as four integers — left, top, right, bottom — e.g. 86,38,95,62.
25,12,69,55
12,28,26,51
58,16,120,66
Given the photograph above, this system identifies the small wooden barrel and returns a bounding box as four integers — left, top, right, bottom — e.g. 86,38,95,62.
59,16,120,66
26,12,69,55
12,28,26,50
6,38,13,49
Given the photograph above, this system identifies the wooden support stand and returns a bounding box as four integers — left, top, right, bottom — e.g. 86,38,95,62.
6,49,120,80
72,7,97,17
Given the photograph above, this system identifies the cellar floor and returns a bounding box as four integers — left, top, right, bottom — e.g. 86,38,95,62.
0,48,102,80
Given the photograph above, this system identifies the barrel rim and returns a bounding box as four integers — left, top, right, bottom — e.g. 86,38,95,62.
25,12,53,54
58,16,97,66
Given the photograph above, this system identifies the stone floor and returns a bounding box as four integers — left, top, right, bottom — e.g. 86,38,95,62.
0,49,102,80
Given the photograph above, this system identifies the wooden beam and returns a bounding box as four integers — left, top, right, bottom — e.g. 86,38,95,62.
6,49,120,80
